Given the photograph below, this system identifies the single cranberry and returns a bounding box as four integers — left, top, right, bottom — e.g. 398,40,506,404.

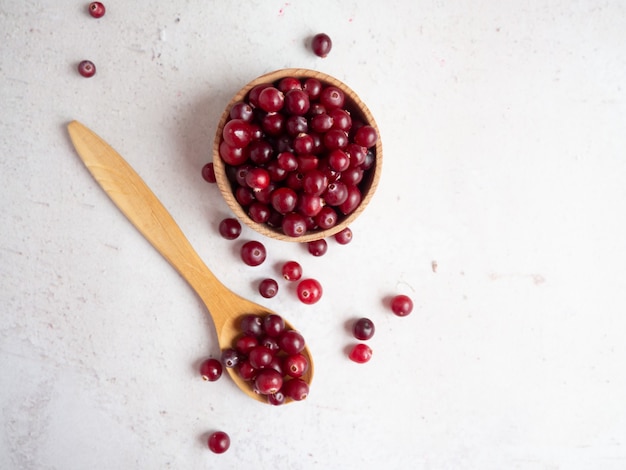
220,348,240,368
327,149,350,172
302,78,322,99
88,2,106,18
311,33,332,58
235,186,255,206
244,167,270,190
234,334,258,355
282,212,308,237
353,318,375,340
258,278,279,298
390,294,414,317
282,378,309,401
278,330,305,354
278,76,302,93
293,133,315,155
254,368,283,394
302,170,329,196
248,345,274,369
323,181,349,206
277,152,299,171
284,353,309,378
218,218,242,240
247,140,274,165
310,113,334,133
208,431,230,454
261,112,286,136
329,108,352,131
260,335,281,352
354,125,378,148
341,167,364,186
77,60,96,78
297,193,324,217
285,115,308,136
199,358,223,381
237,360,257,381
307,239,327,257
201,162,216,183
334,227,353,245
248,201,271,224
338,185,362,215
322,129,349,150
281,261,303,281
240,240,267,266
270,187,298,214
222,119,253,148
320,86,345,109
349,343,372,363
219,141,247,166
257,87,285,113
284,89,310,115
248,83,271,107
267,390,286,406
229,101,254,121
239,313,263,336
263,314,286,337
315,206,338,230
296,278,323,304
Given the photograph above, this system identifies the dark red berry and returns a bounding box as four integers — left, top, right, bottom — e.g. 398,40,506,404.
263,314,286,337
258,87,284,113
248,345,274,369
307,239,327,256
284,352,309,378
282,378,309,401
353,318,375,340
239,314,264,336
354,125,378,148
281,261,303,281
296,278,323,304
220,348,240,368
199,358,223,381
390,294,413,317
218,218,242,240
88,2,106,18
254,368,283,394
334,227,353,245
258,278,279,298
222,119,253,148
267,390,286,406
278,330,305,354
78,60,96,78
201,162,217,183
282,212,308,237
240,240,267,266
208,431,230,454
349,343,372,363
311,33,332,58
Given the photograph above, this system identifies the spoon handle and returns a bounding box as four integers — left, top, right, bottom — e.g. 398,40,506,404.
67,120,225,322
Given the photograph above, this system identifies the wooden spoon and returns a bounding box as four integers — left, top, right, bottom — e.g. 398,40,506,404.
67,120,313,404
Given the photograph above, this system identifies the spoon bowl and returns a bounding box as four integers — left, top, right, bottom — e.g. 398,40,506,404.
67,120,313,404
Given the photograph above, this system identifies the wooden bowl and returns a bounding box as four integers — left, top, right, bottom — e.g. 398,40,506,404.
212,68,382,242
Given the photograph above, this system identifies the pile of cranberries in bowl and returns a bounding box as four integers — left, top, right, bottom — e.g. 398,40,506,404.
220,313,312,405
212,68,382,242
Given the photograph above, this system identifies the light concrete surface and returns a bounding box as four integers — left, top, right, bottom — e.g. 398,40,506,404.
2,1,626,469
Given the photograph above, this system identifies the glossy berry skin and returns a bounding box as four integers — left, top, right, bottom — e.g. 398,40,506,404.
296,278,323,304
201,162,216,183
334,227,353,245
282,378,309,401
284,353,309,378
353,318,375,340
220,348,240,368
258,278,278,298
307,239,327,256
281,261,303,281
390,294,414,317
218,218,242,240
263,314,286,337
240,240,267,266
254,368,283,394
278,330,305,354
199,358,223,381
311,33,332,58
88,2,106,18
208,431,230,454
239,314,264,336
349,343,373,363
77,60,96,78
267,390,286,406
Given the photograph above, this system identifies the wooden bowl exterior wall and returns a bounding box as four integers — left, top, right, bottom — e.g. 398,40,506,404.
213,68,382,242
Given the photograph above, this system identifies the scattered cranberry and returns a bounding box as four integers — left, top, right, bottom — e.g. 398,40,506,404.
334,227,353,245
353,318,375,340
240,240,267,266
202,162,217,183
218,218,242,240
349,343,373,363
208,431,230,454
258,278,278,298
296,278,323,304
77,60,96,78
268,390,286,406
199,358,223,381
390,294,413,317
88,2,106,18
282,378,309,401
311,33,332,58
307,239,327,256
281,261,303,281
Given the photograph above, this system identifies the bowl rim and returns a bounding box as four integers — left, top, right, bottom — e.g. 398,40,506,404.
212,68,382,242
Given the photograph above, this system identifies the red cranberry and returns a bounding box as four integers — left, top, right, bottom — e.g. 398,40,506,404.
239,314,263,336
268,390,286,406
284,353,309,378
222,119,252,148
258,278,278,298
296,278,323,304
282,212,308,237
334,227,353,245
254,368,283,394
248,345,274,369
220,348,240,368
218,218,242,240
391,294,413,317
311,33,332,58
282,378,309,401
278,330,305,354
307,239,327,256
244,167,270,190
281,261,303,281
349,344,372,363
284,89,310,115
201,162,216,183
354,125,378,148
258,87,284,113
263,314,286,337
234,334,258,355
77,60,96,78
353,318,375,340
199,358,223,381
208,431,230,454
88,2,106,18
240,240,267,266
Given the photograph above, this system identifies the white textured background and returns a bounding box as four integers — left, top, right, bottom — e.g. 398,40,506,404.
2,1,626,469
